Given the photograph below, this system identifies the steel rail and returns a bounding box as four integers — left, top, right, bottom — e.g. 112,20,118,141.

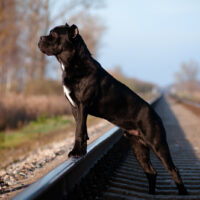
12,95,162,200
170,95,200,109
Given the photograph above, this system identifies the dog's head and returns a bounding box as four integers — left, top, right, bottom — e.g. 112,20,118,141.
38,23,79,57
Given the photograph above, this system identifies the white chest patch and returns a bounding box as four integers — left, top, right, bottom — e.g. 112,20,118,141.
61,63,65,71
63,85,76,107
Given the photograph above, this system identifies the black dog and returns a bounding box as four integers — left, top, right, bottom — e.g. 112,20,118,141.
38,23,187,195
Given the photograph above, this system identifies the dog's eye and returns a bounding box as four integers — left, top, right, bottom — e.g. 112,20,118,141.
50,31,58,38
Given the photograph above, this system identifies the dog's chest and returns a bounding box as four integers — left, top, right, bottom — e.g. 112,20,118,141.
61,63,76,107
63,85,75,107
61,63,65,71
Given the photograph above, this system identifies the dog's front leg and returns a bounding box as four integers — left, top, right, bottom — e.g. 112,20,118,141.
68,105,88,158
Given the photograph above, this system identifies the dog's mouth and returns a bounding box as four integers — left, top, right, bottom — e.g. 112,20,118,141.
38,45,47,55
38,36,49,52
38,39,44,51
38,39,52,56
38,35,64,56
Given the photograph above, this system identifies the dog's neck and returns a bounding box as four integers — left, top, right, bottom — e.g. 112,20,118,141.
57,57,67,71
56,46,100,75
57,35,92,70
58,54,91,71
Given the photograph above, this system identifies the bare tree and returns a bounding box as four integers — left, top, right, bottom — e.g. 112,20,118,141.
175,60,199,92
21,0,105,80
19,0,51,81
0,0,106,95
0,0,20,94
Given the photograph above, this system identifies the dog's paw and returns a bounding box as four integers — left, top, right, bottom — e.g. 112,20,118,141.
68,142,87,158
177,184,188,195
178,189,188,195
68,148,86,158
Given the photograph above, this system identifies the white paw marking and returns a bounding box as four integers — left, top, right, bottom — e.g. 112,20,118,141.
63,85,75,107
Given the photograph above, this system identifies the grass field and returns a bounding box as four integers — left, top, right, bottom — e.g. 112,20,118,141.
0,115,74,149
0,114,104,168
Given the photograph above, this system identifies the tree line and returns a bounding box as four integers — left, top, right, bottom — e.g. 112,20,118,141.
0,0,105,95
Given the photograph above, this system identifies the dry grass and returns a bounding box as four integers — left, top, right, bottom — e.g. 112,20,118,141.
0,94,71,130
0,91,157,131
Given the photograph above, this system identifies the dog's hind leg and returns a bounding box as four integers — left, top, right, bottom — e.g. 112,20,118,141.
129,136,157,194
151,140,188,195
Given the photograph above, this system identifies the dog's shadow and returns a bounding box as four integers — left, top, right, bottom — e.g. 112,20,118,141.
151,95,200,194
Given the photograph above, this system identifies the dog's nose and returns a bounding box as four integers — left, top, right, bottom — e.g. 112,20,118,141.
40,36,44,41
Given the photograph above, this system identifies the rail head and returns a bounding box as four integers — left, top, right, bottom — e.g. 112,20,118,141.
149,93,163,106
12,95,162,200
12,127,122,200
175,96,200,109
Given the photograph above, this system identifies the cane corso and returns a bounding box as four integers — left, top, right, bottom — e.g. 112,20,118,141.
38,23,187,195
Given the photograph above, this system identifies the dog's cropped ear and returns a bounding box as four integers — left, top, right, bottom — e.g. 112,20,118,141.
69,24,79,39
65,22,69,27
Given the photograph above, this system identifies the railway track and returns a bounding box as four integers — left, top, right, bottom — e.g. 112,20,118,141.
171,95,200,116
12,95,200,200
171,95,200,109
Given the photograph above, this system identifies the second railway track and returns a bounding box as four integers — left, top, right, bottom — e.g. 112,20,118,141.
13,95,200,200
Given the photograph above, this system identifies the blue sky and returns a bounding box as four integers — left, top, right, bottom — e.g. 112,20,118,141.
91,0,200,86
53,0,200,87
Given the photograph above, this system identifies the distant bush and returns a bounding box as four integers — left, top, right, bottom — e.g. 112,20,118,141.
0,94,71,130
109,67,157,94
